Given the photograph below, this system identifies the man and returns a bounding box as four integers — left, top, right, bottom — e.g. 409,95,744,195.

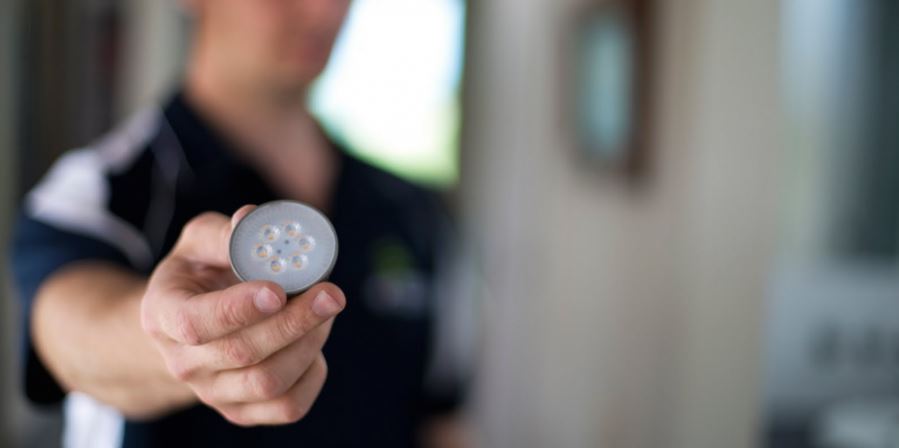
11,1,468,446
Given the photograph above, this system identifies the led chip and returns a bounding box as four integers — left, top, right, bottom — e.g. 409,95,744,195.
285,222,302,238
260,225,280,242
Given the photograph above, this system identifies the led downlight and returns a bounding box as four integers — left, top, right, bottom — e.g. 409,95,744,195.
230,201,338,295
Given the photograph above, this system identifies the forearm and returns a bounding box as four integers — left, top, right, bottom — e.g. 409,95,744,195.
31,262,196,419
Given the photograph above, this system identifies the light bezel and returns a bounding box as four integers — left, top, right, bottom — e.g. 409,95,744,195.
229,200,339,295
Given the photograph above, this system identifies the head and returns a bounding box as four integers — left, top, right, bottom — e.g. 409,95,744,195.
185,0,351,96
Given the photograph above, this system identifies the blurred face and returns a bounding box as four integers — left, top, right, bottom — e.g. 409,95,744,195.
190,0,351,93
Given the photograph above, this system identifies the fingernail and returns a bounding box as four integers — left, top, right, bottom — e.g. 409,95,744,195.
311,290,341,317
254,288,282,314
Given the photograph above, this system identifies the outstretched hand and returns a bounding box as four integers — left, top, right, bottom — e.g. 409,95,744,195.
140,205,345,426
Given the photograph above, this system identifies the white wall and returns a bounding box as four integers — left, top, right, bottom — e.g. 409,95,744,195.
0,0,19,443
0,2,64,447
670,1,782,446
462,0,783,447
0,0,28,445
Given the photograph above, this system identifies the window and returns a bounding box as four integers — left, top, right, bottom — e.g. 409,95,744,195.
310,0,467,188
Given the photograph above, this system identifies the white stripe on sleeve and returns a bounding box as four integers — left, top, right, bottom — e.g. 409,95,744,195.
25,109,161,270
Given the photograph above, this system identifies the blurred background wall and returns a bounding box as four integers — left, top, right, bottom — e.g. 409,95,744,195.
1,0,21,443
4,0,899,447
463,0,780,447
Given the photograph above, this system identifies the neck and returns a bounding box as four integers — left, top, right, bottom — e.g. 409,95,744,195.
184,53,338,210
185,55,310,146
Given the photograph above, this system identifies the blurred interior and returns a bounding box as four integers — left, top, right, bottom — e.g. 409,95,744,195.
2,0,899,447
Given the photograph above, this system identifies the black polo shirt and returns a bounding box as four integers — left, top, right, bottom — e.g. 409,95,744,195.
11,92,463,447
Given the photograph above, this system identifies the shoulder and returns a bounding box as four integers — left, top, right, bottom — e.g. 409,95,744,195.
29,108,162,209
24,108,164,269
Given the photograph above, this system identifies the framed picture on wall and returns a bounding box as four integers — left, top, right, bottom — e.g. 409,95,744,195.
568,0,654,180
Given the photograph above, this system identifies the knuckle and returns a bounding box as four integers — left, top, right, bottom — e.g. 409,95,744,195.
140,308,162,339
185,212,216,234
173,308,202,345
193,386,217,406
179,213,219,248
276,310,311,341
217,296,248,329
180,220,200,242
276,400,309,423
167,357,196,382
244,368,285,401
220,409,254,428
222,338,258,367
316,355,328,377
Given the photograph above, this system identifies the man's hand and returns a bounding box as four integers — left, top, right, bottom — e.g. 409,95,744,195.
140,205,345,426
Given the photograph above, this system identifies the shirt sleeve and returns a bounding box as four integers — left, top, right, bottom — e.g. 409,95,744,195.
7,138,157,405
10,211,133,404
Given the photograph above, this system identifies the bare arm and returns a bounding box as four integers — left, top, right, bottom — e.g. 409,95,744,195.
29,206,346,426
31,262,195,419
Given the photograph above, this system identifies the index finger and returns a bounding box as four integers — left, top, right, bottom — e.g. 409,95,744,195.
189,282,345,369
161,279,287,345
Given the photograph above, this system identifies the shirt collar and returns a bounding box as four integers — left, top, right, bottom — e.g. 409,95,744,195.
160,89,358,213
163,90,247,178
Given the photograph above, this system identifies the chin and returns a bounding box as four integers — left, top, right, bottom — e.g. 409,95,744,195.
267,53,331,92
266,72,316,96
286,63,328,85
